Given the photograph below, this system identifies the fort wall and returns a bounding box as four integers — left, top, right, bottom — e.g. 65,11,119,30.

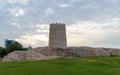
49,23,67,48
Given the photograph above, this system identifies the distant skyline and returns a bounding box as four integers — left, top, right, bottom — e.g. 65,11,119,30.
0,0,120,48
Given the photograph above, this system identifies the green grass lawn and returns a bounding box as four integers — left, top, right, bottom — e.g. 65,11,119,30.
0,57,120,75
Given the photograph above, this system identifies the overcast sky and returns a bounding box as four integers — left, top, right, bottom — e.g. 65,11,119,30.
0,0,120,48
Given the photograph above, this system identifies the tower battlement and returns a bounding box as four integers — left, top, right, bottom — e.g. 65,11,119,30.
50,23,65,25
49,23,67,48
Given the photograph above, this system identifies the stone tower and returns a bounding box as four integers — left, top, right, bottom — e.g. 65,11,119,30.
49,23,67,48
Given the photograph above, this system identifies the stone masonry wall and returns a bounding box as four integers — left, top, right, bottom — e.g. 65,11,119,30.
3,47,120,61
49,23,67,48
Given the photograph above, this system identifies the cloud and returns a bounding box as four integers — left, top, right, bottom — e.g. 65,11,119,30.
67,20,120,48
71,0,80,2
59,3,69,7
9,0,28,5
11,8,25,17
14,24,49,47
15,34,48,47
45,8,55,15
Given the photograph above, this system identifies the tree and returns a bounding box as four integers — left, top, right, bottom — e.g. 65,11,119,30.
0,41,28,58
6,41,23,52
0,47,4,57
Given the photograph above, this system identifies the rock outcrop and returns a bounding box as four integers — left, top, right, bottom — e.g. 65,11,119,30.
3,47,120,61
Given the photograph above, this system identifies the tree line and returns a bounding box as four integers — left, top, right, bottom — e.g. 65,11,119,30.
0,41,28,58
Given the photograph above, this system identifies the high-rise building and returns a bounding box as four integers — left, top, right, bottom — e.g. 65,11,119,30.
49,23,67,48
4,39,15,48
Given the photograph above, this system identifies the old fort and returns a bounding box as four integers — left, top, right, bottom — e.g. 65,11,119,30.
3,23,120,61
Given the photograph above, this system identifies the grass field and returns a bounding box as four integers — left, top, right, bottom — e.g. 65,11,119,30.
0,57,120,75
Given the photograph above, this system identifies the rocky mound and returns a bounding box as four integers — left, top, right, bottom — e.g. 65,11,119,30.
3,47,120,61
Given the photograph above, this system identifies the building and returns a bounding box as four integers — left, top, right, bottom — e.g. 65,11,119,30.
4,39,15,48
49,23,67,48
28,46,32,50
